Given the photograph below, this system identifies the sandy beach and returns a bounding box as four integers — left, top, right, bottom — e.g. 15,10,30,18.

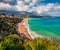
17,18,32,40
16,17,43,40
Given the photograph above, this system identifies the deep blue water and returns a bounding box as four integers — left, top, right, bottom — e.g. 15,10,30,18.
28,17,60,39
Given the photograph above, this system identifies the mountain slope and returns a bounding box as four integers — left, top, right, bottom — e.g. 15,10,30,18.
0,10,51,18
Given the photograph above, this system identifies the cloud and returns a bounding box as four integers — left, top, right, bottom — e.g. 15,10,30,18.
36,3,60,15
0,2,11,10
24,0,31,3
3,0,13,2
46,11,60,16
32,0,37,4
0,2,16,11
0,0,60,16
0,0,17,5
16,0,30,11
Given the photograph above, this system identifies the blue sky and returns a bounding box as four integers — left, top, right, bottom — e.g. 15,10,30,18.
0,0,60,16
0,0,60,5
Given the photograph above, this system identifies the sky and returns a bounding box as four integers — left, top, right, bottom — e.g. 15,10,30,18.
0,0,60,16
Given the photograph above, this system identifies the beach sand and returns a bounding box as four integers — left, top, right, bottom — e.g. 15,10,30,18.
17,18,32,40
17,18,43,40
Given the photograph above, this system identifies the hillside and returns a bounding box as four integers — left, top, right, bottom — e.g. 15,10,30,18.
0,14,23,38
0,10,51,18
0,14,60,50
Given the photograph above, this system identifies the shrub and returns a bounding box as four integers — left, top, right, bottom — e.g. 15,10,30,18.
0,34,24,50
24,38,60,50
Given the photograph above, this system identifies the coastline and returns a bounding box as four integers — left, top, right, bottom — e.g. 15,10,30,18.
17,18,43,40
27,18,43,39
17,18,32,40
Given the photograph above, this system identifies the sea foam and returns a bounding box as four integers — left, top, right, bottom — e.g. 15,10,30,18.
24,18,43,39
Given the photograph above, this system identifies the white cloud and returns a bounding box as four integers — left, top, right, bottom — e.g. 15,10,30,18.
36,3,54,14
0,2,16,10
17,1,24,6
54,5,60,11
16,5,30,11
32,0,37,4
0,2,11,10
24,0,31,3
46,11,60,16
36,3,60,15
16,0,30,11
0,0,60,16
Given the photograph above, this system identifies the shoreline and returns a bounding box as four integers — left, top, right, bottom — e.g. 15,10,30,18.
17,18,32,40
17,18,43,40
26,18,43,39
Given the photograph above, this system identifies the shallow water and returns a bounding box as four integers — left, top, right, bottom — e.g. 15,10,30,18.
28,17,60,39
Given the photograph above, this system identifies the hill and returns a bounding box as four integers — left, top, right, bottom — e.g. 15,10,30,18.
0,14,23,38
0,10,51,18
0,14,59,50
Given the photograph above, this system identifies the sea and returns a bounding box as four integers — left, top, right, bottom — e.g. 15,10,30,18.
28,17,60,39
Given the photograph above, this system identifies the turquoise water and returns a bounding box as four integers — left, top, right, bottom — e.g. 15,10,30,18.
28,17,60,39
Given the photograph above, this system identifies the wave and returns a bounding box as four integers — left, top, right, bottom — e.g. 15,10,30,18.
24,18,43,39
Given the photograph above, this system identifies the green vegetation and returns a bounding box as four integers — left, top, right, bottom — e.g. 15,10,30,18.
0,34,24,50
0,14,60,50
0,35,60,50
0,14,23,38
24,38,60,50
